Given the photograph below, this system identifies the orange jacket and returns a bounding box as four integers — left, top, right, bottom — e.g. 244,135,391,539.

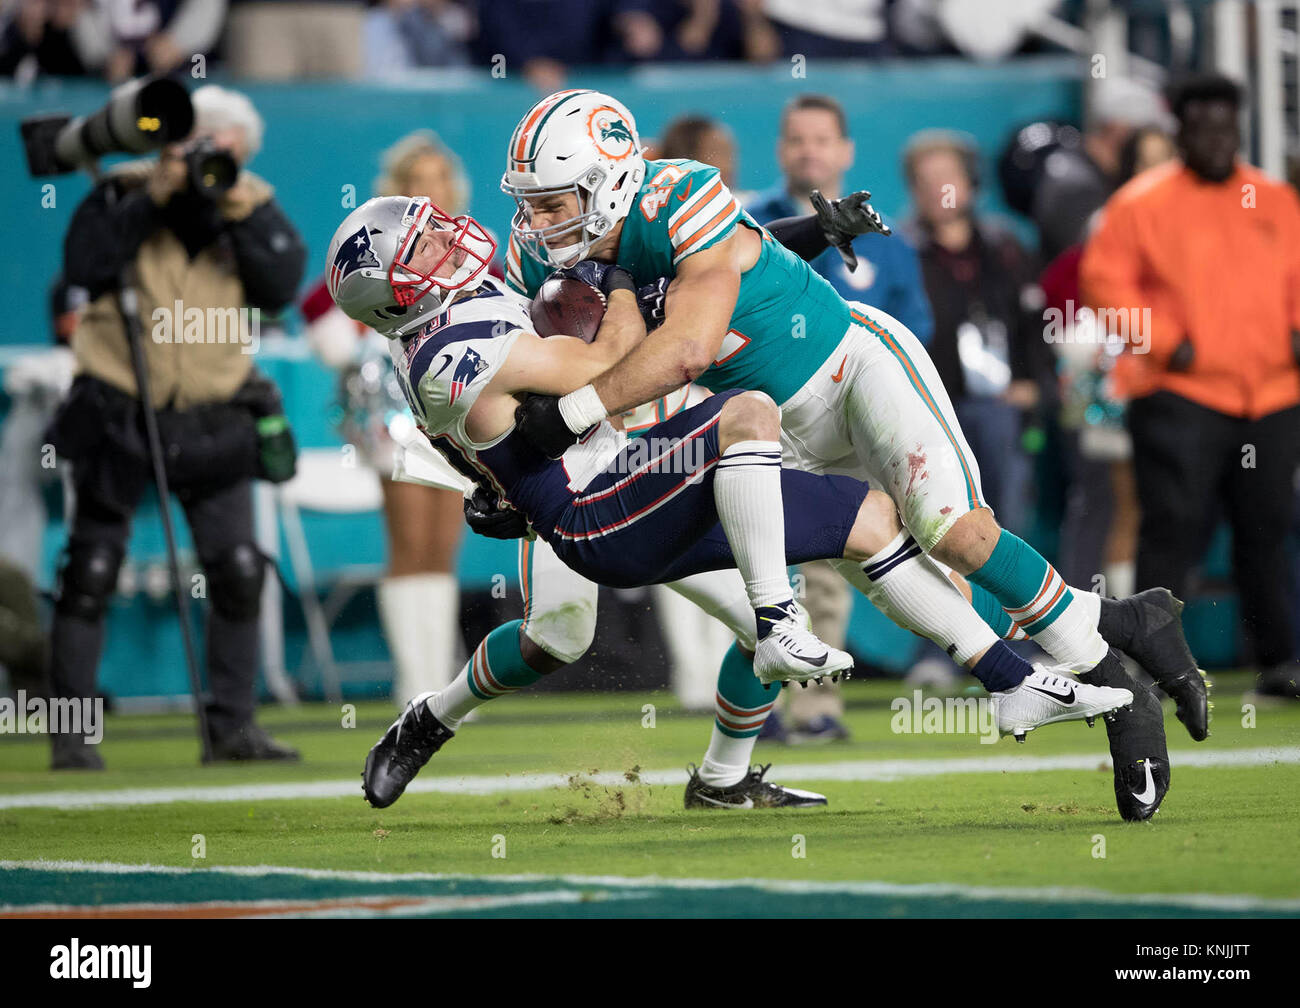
1080,161,1300,419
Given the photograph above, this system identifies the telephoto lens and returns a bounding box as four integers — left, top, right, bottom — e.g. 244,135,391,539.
185,138,239,199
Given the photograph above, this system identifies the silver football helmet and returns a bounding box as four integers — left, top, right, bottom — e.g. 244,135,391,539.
325,195,495,338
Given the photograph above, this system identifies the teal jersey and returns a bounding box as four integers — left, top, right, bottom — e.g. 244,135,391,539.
506,158,851,405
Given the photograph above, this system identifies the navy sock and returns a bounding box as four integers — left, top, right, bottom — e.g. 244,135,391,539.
755,601,796,641
970,641,1033,693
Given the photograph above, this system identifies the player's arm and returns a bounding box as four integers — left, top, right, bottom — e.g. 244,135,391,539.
498,289,647,397
513,233,743,458
592,233,743,413
765,190,890,268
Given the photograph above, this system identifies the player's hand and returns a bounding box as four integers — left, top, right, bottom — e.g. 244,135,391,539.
636,277,670,330
811,189,891,272
1168,339,1195,373
464,487,530,540
219,176,262,223
554,260,636,297
515,394,582,459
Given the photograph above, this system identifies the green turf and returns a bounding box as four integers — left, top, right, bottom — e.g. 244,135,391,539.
2,672,1299,913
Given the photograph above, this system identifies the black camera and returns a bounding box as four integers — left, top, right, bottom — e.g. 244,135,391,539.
184,138,239,200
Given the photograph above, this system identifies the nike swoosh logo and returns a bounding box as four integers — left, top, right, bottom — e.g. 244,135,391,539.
675,179,693,202
1132,760,1157,804
696,793,753,809
1027,683,1076,704
429,354,454,381
831,354,848,383
789,649,828,667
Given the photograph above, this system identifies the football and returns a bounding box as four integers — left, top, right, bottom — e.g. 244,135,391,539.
529,275,606,342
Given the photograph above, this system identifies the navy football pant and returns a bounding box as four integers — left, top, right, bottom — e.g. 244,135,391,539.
547,390,870,589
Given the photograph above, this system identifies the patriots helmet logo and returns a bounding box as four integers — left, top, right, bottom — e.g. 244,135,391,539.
328,225,381,296
448,346,489,404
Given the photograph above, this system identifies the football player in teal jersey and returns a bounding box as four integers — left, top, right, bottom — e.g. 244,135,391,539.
503,90,1207,821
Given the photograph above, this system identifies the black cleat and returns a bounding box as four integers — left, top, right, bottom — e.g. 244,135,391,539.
50,734,105,771
1099,589,1209,741
205,723,300,763
362,695,454,808
1080,650,1170,821
684,763,827,809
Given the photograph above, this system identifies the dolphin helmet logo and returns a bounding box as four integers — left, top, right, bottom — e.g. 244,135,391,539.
588,107,637,161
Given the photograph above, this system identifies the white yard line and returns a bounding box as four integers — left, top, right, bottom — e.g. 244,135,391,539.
1,746,1297,810
2,858,1298,914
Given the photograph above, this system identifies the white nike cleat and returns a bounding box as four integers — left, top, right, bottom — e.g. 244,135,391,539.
753,603,854,687
992,665,1133,743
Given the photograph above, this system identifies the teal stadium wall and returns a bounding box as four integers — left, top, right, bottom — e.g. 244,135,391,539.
7,57,1176,700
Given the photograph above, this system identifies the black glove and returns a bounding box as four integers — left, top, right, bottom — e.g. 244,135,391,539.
636,277,670,330
515,393,583,459
810,189,891,271
464,487,530,540
554,259,636,297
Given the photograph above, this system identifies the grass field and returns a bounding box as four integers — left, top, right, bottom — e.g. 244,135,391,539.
2,672,1298,917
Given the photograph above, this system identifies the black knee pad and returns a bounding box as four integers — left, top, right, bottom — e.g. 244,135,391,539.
205,543,266,622
55,541,124,621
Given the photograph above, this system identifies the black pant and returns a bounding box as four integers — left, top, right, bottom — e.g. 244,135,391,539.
1127,391,1300,666
49,466,262,740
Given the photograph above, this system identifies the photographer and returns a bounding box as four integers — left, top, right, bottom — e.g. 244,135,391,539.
48,84,307,769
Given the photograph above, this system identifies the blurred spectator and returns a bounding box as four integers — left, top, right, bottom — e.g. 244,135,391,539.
901,128,1046,534
1049,123,1175,598
1033,76,1166,261
362,0,471,78
612,0,777,63
76,0,228,82
474,0,614,91
225,0,362,80
761,0,893,59
748,94,933,340
1081,74,1300,698
655,113,740,191
747,94,932,745
300,130,475,704
0,0,90,79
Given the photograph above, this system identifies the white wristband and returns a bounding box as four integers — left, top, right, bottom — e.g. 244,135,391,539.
558,383,608,434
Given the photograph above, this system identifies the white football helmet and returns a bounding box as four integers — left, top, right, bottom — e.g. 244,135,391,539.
501,90,645,267
326,196,495,338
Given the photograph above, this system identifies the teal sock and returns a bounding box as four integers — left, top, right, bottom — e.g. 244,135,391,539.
464,620,542,701
967,531,1072,636
967,531,1105,671
712,641,780,738
970,584,1020,640
700,642,780,787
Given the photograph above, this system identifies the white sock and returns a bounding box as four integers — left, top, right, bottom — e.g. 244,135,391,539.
1040,601,1108,672
378,573,460,706
835,531,998,666
425,659,483,730
699,725,755,786
1102,562,1135,601
713,439,791,610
